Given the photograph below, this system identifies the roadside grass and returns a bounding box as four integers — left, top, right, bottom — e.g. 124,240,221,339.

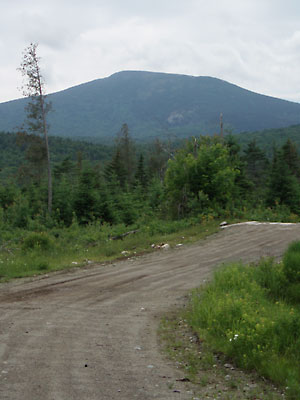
0,217,219,282
158,310,285,399
177,241,300,400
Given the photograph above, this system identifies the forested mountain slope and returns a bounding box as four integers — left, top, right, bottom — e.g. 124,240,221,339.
0,131,113,179
233,125,300,156
1,71,300,141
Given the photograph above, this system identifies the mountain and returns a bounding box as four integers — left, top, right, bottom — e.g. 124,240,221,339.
1,70,300,141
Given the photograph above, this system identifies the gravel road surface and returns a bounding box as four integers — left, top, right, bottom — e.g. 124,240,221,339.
0,222,300,400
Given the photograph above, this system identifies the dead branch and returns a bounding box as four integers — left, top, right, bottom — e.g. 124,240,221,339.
111,229,140,240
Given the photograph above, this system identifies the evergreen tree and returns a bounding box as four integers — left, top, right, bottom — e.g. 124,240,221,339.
224,135,252,201
281,139,300,178
225,135,241,160
243,140,268,187
73,168,100,223
52,177,74,226
135,154,148,189
16,132,47,184
266,148,300,213
104,150,127,188
53,157,76,180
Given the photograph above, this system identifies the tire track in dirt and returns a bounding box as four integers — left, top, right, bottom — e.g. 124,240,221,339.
0,223,299,400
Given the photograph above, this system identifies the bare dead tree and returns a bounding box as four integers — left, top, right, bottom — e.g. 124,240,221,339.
18,43,53,214
220,112,224,138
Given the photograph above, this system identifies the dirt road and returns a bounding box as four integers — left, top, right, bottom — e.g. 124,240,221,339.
0,222,300,400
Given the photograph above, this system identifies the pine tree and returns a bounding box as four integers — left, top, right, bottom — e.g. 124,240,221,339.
266,148,300,213
135,154,148,189
281,139,300,178
104,150,127,188
73,168,100,223
243,140,268,187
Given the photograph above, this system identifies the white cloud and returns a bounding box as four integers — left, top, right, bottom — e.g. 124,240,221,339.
0,0,300,103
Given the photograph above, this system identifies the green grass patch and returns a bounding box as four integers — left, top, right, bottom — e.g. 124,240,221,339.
158,310,284,399
187,242,300,399
0,217,219,282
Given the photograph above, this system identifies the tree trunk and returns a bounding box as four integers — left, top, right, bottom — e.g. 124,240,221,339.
40,94,52,215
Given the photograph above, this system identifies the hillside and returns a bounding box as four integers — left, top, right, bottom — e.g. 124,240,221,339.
1,71,300,141
0,131,113,182
232,124,300,157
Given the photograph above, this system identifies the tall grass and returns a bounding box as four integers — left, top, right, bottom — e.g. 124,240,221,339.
0,217,219,281
188,241,300,399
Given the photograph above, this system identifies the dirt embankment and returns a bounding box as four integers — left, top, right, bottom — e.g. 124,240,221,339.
0,223,299,400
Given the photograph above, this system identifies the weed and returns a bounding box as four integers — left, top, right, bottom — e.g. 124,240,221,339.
22,232,54,252
186,243,300,399
283,241,300,283
228,379,238,389
37,261,49,271
0,218,219,282
167,381,174,390
158,309,284,400
199,374,209,386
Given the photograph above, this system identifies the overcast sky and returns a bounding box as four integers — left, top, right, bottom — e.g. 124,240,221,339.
1,0,300,103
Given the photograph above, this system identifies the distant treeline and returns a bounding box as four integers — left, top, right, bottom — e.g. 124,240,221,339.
1,122,300,231
2,124,300,172
232,124,300,157
0,131,113,168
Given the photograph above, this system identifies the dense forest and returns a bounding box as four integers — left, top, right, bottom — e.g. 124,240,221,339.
232,124,300,157
1,122,300,231
0,131,114,181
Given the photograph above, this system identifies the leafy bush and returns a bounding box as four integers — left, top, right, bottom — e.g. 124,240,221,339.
165,137,239,217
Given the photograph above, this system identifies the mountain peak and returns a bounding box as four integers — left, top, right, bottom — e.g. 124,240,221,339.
1,71,300,141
